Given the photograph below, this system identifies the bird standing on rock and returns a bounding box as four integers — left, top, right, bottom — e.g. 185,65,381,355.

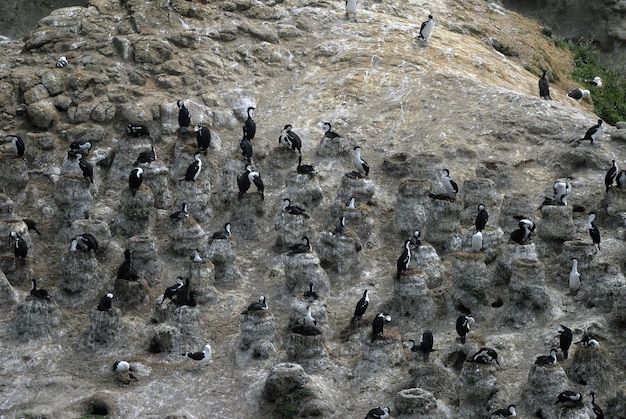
8,135,25,158
76,153,94,185
396,239,411,279
243,107,256,140
569,258,581,292
97,293,114,311
475,204,489,232
587,211,601,251
605,159,618,192
456,315,474,344
10,231,28,259
539,69,551,100
371,312,391,342
558,325,573,359
279,124,302,154
193,125,211,155
353,145,370,177
576,119,603,146
183,152,202,182
418,15,435,43
345,0,358,21
129,167,143,196
177,100,191,132
352,290,369,327
117,249,139,281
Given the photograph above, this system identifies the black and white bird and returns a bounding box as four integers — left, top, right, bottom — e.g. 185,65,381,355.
112,360,131,373
303,306,317,326
240,131,253,163
409,230,421,247
577,119,603,145
534,348,557,365
475,204,489,232
190,249,203,263
396,239,411,279
69,140,92,156
557,325,573,359
345,0,358,21
161,277,185,305
584,76,603,87
22,219,42,236
279,124,302,154
282,198,310,218
456,315,474,344
441,168,458,195
244,296,268,312
553,176,573,206
590,391,604,419
177,100,191,132
237,164,264,200
10,231,28,259
605,160,618,192
72,234,99,252
8,135,25,158
243,107,256,140
182,343,212,363
418,15,435,43
174,277,197,307
569,258,581,292
346,197,357,209
469,347,500,366
587,211,601,250
365,406,390,419
76,153,94,185
296,154,315,175
117,249,139,281
133,146,157,166
182,152,202,182
129,167,143,196
353,145,370,177
193,125,211,155
491,404,516,417
568,88,591,102
56,56,68,68
169,203,189,222
555,391,583,408
323,122,341,140
471,231,483,253
126,123,150,137
30,278,50,300
211,222,231,240
575,334,600,347
539,69,551,100
97,293,114,311
303,281,318,300
371,312,391,342
333,216,346,235
510,218,535,245
419,330,434,362
352,290,369,327
288,236,312,255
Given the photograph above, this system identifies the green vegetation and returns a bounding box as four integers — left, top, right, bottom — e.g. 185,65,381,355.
124,205,152,220
568,40,626,125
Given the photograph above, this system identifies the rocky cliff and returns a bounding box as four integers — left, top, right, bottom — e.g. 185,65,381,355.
1,0,625,418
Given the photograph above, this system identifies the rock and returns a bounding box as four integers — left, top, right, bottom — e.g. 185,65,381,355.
410,244,446,289
335,199,376,244
450,252,490,314
273,205,312,252
315,230,362,278
394,180,432,239
262,362,311,402
604,186,626,215
86,308,121,347
316,135,347,157
393,268,434,322
283,252,331,297
282,174,324,209
411,362,458,402
501,258,550,327
459,178,499,227
205,238,242,286
425,199,462,252
41,69,69,96
537,205,577,242
455,361,500,417
112,186,155,237
169,217,206,256
13,297,62,340
230,193,265,241
125,235,161,286
27,99,57,128
0,156,29,197
53,175,92,230
0,269,19,308
113,278,150,310
149,305,204,354
57,250,107,304
238,309,276,361
394,387,439,417
335,176,376,209
523,362,568,418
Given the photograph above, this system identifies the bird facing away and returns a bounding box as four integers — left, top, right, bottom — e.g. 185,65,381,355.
177,100,191,132
240,130,253,163
10,231,28,259
8,135,25,158
371,312,391,342
117,249,139,281
587,211,601,250
568,88,591,102
133,146,157,166
129,167,143,196
97,293,114,311
352,290,369,327
353,145,370,177
456,315,474,344
419,330,434,362
557,325,573,359
243,106,256,140
396,239,411,279
182,343,212,363
418,15,435,43
345,0,358,21
569,258,581,292
471,231,483,253
577,119,603,145
539,69,551,100
303,281,318,300
475,204,489,232
76,153,94,185
193,125,211,155
365,406,390,419
605,159,618,192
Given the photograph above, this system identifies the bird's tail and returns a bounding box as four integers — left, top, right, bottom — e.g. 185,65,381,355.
563,350,568,360
423,351,429,362
461,336,466,344
303,213,310,219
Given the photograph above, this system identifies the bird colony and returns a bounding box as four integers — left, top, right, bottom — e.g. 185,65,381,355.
0,0,625,418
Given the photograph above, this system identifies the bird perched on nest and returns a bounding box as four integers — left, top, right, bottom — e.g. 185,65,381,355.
353,145,370,177
182,343,212,363
282,198,310,218
133,146,157,166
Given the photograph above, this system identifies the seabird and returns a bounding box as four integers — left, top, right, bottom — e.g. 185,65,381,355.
244,296,268,312
181,152,202,182
211,222,232,240
590,391,604,419
126,123,150,137
396,239,411,279
534,348,557,365
539,69,551,100
161,277,185,305
112,360,131,373
282,198,310,218
323,122,341,139
510,218,535,244
345,0,358,21
617,169,626,188
587,211,601,250
182,343,212,363
409,230,421,247
346,197,357,209
351,290,369,327
177,100,191,132
73,234,99,252
371,312,391,342
243,107,256,140
584,76,603,87
69,140,92,156
97,293,114,311
279,124,302,155
22,218,42,236
471,231,483,253
296,154,315,175
491,405,516,417
418,15,435,43
237,165,265,200
30,278,50,300
555,391,583,408
129,167,143,196
553,176,573,206
441,169,458,194
557,325,573,359
456,315,474,344
575,334,600,347
75,154,94,185
240,131,253,163
353,145,370,177
303,306,317,326
133,146,157,166
569,258,581,292
117,249,139,281
56,56,68,68
605,160,618,192
190,249,203,263
333,216,346,235
169,203,189,222
303,281,318,300
419,330,434,362
568,88,591,102
577,119,603,145
8,135,25,158
365,406,390,419
174,277,197,307
475,204,489,232
288,236,312,255
469,347,500,366
193,125,211,155
10,232,28,259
